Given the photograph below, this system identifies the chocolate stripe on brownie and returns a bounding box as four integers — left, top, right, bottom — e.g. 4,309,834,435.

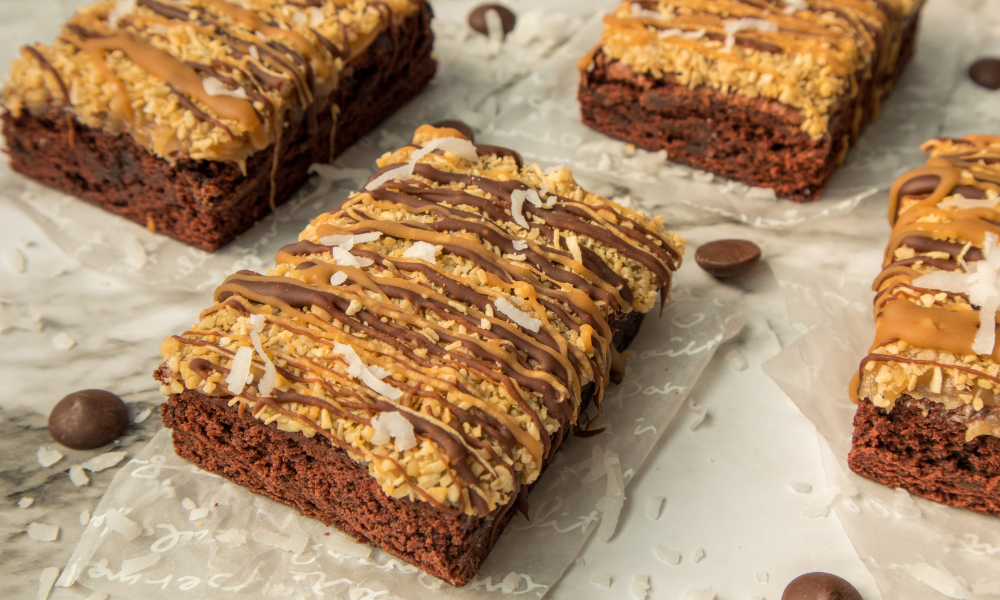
851,136,1000,439
157,125,685,517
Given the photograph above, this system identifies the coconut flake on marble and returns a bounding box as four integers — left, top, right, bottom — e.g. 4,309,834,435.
18,497,34,508
682,588,716,600
69,465,89,486
27,522,59,542
722,18,778,52
80,451,126,473
189,507,210,521
912,232,1000,355
509,190,532,229
181,497,197,511
37,446,63,468
688,398,708,431
80,510,90,525
582,444,606,483
790,481,813,493
216,528,247,548
105,509,141,540
371,412,417,451
653,544,681,565
38,566,59,600
226,346,254,395
107,0,135,28
253,528,309,555
907,563,975,599
133,408,152,423
725,350,748,371
120,553,160,577
494,297,542,333
591,573,612,588
2,247,25,273
51,332,75,350
692,547,706,563
646,496,664,520
402,241,440,264
596,449,626,542
756,571,769,583
500,571,521,593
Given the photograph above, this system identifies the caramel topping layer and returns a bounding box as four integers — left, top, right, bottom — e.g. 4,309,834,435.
2,0,420,165
156,126,685,516
584,0,925,140
854,135,1000,441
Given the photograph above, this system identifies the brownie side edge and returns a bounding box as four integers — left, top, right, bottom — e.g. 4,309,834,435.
1,4,436,252
848,396,1000,517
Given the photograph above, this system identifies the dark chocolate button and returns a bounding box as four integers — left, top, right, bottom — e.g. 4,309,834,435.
431,120,475,142
468,4,516,38
695,239,761,279
969,58,1000,90
782,573,863,600
48,390,130,450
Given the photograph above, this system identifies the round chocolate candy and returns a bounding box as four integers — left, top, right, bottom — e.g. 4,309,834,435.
431,120,475,142
468,4,517,38
781,573,863,600
48,390,130,450
695,239,761,279
969,58,1000,90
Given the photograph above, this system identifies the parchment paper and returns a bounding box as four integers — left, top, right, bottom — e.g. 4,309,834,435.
763,267,1000,600
50,298,743,600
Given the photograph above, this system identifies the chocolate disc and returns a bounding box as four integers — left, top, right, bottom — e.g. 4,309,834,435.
468,4,517,38
782,573,863,600
48,390,130,450
431,120,475,142
969,58,1000,90
695,239,761,279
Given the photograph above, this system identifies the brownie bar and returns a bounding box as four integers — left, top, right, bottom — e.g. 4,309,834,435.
160,310,643,587
156,125,683,585
850,397,1000,517
850,135,1000,515
578,1,926,201
1,0,435,251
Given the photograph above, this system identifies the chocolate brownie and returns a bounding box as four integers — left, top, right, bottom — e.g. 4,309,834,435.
1,0,436,251
155,125,684,585
578,0,927,201
849,135,1000,516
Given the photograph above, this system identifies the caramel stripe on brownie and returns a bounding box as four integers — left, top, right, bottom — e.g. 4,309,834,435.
157,125,684,517
851,135,1000,441
2,0,421,166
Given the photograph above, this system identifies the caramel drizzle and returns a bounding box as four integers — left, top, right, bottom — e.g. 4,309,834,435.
166,137,680,516
851,135,1000,403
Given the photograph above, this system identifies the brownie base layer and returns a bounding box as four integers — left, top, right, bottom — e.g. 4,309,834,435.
849,397,1000,517
161,310,646,587
1,4,436,252
578,15,920,202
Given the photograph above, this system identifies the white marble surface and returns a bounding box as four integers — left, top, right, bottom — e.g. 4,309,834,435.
1,0,999,599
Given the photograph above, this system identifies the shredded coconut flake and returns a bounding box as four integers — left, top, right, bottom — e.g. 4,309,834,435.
79,510,90,525
791,481,813,493
653,544,681,565
415,137,479,162
402,241,440,264
692,547,706,563
646,496,665,520
52,332,75,350
509,190,531,229
682,588,716,600
68,465,89,486
37,446,63,468
105,509,141,540
783,0,809,13
525,189,555,209
596,449,626,542
38,566,59,600
80,451,126,473
226,346,254,395
133,407,152,423
756,571,769,583
365,164,415,191
566,235,583,264
318,232,382,249
18,497,33,509
216,528,247,547
722,18,778,52
632,574,650,600
330,247,374,269
939,196,1000,210
308,6,324,27
120,553,160,577
108,0,136,28
2,247,25,273
27,522,59,542
321,530,372,559
371,412,417,451
203,77,248,99
726,349,748,371
333,343,403,400
659,27,707,39
494,297,542,333
512,240,528,251
253,528,308,554
591,573,612,588
250,324,277,396
329,272,348,286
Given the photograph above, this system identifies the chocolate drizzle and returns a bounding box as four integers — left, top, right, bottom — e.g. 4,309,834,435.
158,128,682,517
